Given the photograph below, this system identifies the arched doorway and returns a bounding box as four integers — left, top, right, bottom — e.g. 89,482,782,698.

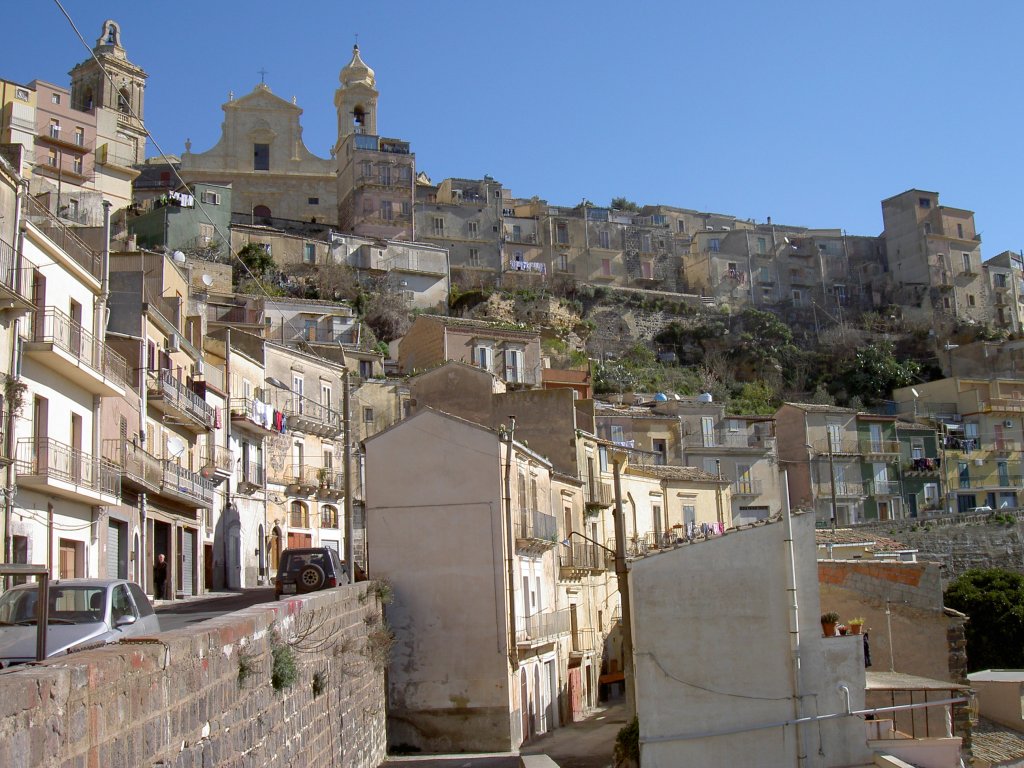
252,204,272,220
270,525,282,572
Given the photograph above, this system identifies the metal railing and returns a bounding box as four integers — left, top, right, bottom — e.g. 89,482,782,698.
0,237,33,301
570,627,599,654
816,481,865,497
150,370,214,428
558,540,607,571
200,444,233,473
516,608,571,644
868,480,901,496
21,194,101,279
859,439,901,455
282,397,342,435
731,479,763,496
812,438,861,454
163,462,214,506
285,465,320,493
980,398,1024,414
102,438,161,489
515,509,557,543
16,437,119,498
24,307,129,389
237,461,264,492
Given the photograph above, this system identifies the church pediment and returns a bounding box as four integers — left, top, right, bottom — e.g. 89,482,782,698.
228,84,300,113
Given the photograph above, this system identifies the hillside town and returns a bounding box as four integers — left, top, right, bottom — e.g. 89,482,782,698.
3,17,1024,768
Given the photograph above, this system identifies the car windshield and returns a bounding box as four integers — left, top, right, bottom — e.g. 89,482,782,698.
0,586,106,625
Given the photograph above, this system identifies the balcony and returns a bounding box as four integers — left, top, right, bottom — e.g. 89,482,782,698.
868,480,901,496
731,479,764,497
229,397,279,437
236,461,264,495
979,398,1024,414
15,437,119,505
569,627,599,658
102,438,161,493
903,457,941,476
516,608,571,647
199,444,233,485
515,509,558,553
22,308,128,397
21,195,101,280
148,370,215,434
811,438,861,455
505,259,546,275
992,439,1021,455
0,238,34,317
558,541,608,579
816,481,865,498
161,462,215,509
284,465,318,497
584,480,613,509
282,397,343,439
859,439,901,457
315,469,345,502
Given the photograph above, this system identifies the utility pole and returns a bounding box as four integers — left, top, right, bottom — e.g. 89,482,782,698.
611,450,636,720
827,429,839,530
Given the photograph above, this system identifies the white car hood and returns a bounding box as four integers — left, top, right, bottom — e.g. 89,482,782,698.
0,622,113,663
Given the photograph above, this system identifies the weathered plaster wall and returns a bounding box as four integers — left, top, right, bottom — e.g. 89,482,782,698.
0,584,387,768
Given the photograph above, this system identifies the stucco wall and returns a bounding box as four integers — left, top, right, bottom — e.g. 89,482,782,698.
0,584,387,768
630,511,871,768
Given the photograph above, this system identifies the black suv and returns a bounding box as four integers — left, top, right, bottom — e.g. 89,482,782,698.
275,547,348,599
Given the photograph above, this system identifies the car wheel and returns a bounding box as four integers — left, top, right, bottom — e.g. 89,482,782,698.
297,564,325,592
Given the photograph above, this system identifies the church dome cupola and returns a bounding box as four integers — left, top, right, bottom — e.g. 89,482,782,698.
340,45,375,89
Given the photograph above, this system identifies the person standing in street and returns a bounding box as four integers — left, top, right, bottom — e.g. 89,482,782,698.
154,553,168,600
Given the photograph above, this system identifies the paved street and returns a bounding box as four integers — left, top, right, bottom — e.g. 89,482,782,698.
155,588,275,632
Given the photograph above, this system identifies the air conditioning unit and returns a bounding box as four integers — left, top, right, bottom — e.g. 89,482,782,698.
1004,420,1015,428
166,333,180,352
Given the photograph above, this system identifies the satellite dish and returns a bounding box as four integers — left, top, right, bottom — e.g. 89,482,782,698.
172,250,186,263
166,436,186,457
201,274,214,287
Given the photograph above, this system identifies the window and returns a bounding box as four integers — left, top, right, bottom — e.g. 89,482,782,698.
67,199,79,219
380,200,393,220
555,253,568,272
923,222,931,234
363,407,374,423
468,221,479,237
757,237,766,254
968,294,976,307
200,191,221,205
14,88,28,101
995,273,1008,288
474,345,493,371
601,258,611,276
321,505,339,528
47,149,58,168
359,360,373,379
289,501,309,528
399,165,411,182
321,383,332,412
556,222,569,244
292,375,304,414
919,197,931,209
957,223,964,239
253,143,270,171
792,289,803,306
74,127,84,146
598,230,610,249
677,220,686,233
962,253,972,272
505,348,523,383
198,222,214,243
401,201,411,216
303,243,316,264
307,197,319,205
709,238,720,252
469,248,480,266
512,250,524,262
72,156,82,175
641,233,652,252
360,161,372,178
432,217,444,236
51,93,61,105
49,119,60,139
378,165,391,185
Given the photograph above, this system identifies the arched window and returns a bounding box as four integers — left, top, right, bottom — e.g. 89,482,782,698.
252,204,272,219
270,526,282,571
118,86,131,114
289,501,309,528
321,505,338,528
353,105,365,132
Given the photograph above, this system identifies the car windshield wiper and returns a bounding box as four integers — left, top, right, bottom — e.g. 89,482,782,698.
15,618,78,626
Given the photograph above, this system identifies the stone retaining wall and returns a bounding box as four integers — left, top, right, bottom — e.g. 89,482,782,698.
0,583,388,768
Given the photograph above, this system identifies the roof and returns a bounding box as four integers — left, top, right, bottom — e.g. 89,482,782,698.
542,368,590,384
865,671,969,692
414,314,539,338
971,717,1024,765
627,465,725,483
783,402,857,414
815,528,912,553
969,670,1024,683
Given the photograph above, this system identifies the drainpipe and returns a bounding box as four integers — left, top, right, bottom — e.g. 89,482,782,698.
781,471,808,768
5,180,26,569
503,416,519,670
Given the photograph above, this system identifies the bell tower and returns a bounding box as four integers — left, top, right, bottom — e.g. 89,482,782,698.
334,45,378,147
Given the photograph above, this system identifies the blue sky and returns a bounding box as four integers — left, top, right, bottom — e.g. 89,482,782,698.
8,1,1024,255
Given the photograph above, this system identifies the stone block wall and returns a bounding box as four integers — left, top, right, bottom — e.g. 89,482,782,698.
0,583,388,768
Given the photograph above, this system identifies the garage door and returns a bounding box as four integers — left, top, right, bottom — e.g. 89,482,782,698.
107,521,123,578
182,529,195,595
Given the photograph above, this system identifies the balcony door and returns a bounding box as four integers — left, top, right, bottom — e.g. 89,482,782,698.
71,412,82,484
33,395,48,472
869,423,883,453
69,299,83,358
31,270,45,337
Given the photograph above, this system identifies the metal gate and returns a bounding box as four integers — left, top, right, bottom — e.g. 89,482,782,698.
182,529,195,595
106,520,125,579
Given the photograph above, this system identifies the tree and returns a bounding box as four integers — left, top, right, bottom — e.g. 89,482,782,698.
610,197,640,212
728,381,778,415
837,342,920,405
234,242,277,286
944,568,1024,671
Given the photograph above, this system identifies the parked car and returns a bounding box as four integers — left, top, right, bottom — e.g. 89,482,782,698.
274,547,349,599
0,579,160,668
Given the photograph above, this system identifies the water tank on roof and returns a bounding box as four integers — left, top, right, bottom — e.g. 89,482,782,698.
654,392,668,402
698,392,713,403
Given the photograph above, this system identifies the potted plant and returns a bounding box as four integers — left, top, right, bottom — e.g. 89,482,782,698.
847,617,865,635
837,624,848,636
821,611,839,637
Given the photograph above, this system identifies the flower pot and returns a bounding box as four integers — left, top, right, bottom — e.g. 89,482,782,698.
848,624,863,635
821,621,837,637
